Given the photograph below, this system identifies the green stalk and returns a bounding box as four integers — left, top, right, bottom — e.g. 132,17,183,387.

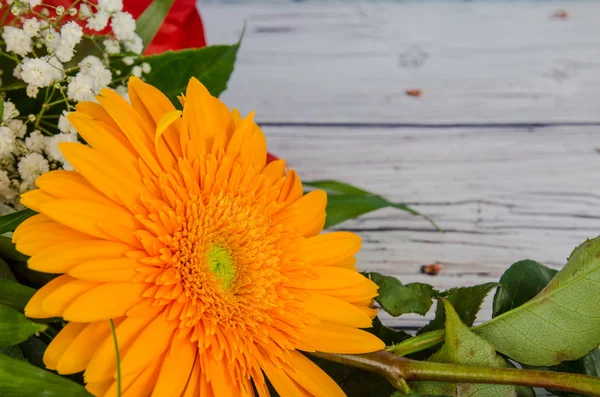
386,329,445,356
313,351,600,396
109,319,121,397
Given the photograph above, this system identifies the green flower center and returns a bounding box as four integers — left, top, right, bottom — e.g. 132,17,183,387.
207,243,236,289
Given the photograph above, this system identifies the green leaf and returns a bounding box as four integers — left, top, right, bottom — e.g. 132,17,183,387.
304,180,439,229
412,300,516,396
0,100,3,121
0,233,28,263
366,272,438,317
492,259,558,317
0,345,24,361
0,256,16,281
371,317,412,346
142,43,240,103
135,0,176,49
418,283,498,335
19,336,47,369
476,236,600,366
0,210,35,234
492,258,600,392
0,304,46,348
0,279,35,312
0,353,92,396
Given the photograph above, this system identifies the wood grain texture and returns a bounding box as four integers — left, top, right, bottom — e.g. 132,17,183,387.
200,1,600,124
262,124,600,327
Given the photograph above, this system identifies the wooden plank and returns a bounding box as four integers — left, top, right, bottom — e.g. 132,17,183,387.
200,1,600,124
261,124,600,327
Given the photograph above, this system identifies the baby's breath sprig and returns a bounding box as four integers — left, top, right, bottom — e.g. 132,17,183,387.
0,0,146,212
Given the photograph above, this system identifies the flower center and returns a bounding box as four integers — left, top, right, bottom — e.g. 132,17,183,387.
207,243,236,289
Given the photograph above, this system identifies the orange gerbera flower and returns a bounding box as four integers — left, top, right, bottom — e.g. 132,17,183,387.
12,77,384,396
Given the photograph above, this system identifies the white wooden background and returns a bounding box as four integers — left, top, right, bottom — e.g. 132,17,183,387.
199,1,600,328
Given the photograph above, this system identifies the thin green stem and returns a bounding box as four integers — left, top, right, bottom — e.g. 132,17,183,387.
314,351,600,396
109,319,121,397
386,330,444,356
0,51,18,62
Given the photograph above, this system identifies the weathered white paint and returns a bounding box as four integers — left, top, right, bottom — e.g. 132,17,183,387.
262,124,600,327
200,1,600,124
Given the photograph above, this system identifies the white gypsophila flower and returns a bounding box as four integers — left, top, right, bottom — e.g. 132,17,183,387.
24,130,45,153
78,55,104,74
2,101,18,122
111,12,136,41
43,29,61,53
19,179,37,195
123,56,135,66
0,170,17,204
60,21,83,48
86,10,110,31
67,73,95,102
12,64,22,79
98,0,123,14
26,85,39,98
47,56,64,82
124,34,143,55
103,39,120,54
58,111,77,134
79,3,93,19
18,152,49,183
7,120,27,139
131,65,142,78
141,62,151,74
79,56,112,93
2,27,32,56
0,127,15,158
55,45,74,63
21,58,55,87
45,132,77,164
22,18,40,37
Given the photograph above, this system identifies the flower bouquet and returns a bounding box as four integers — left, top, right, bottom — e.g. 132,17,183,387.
2,1,600,397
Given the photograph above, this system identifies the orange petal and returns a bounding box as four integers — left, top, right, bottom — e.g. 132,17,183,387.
39,199,139,242
261,159,286,183
117,354,165,397
56,321,113,374
19,189,54,212
274,190,327,237
298,322,384,354
299,232,361,266
41,278,98,317
25,275,77,319
119,312,175,376
304,292,373,328
151,337,197,397
29,240,132,273
68,257,146,282
262,361,312,397
85,313,156,383
128,76,182,157
59,142,147,210
285,351,346,397
14,219,91,257
97,88,162,175
62,282,148,322
44,321,88,370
